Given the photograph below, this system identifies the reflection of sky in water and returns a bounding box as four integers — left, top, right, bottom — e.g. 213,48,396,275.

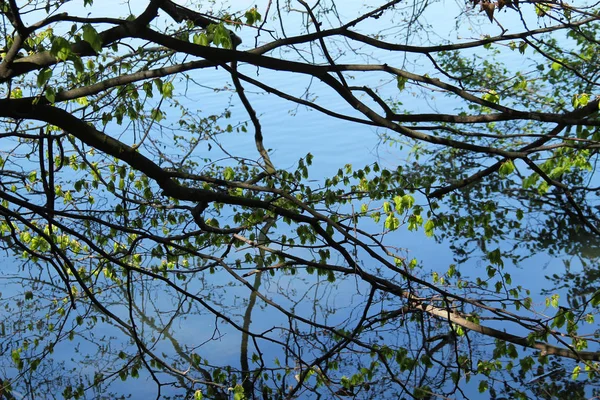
0,0,596,397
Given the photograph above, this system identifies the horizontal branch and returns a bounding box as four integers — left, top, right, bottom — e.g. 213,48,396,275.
420,302,600,361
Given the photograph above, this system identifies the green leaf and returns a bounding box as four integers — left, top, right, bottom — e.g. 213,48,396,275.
591,290,600,307
371,212,381,223
244,7,262,26
193,33,209,46
518,41,527,54
44,87,56,103
151,108,164,122
535,3,550,17
37,68,53,87
586,314,594,324
327,271,335,282
424,219,435,237
407,214,423,231
232,384,245,400
478,380,488,393
161,81,174,98
384,214,400,231
507,344,519,358
394,194,414,212
572,93,590,108
498,160,515,177
572,365,581,380
210,23,233,49
11,349,21,365
482,90,500,104
10,87,22,99
397,76,408,91
549,294,560,308
50,37,71,61
224,167,235,181
554,312,566,328
487,248,503,267
383,201,392,213
82,24,103,52
516,209,524,220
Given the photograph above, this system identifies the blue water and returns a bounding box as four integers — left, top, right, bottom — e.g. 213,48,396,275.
0,1,594,399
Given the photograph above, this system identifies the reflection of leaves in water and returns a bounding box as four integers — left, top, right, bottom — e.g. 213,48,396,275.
2,0,600,399
491,358,600,400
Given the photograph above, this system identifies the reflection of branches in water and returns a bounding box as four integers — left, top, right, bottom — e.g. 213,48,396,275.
116,283,229,399
240,218,275,396
0,272,125,398
2,0,600,398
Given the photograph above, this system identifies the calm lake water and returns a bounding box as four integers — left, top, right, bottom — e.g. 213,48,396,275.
0,1,594,398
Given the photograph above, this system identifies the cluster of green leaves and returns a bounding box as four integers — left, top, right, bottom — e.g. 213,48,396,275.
3,1,600,399
187,7,262,49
